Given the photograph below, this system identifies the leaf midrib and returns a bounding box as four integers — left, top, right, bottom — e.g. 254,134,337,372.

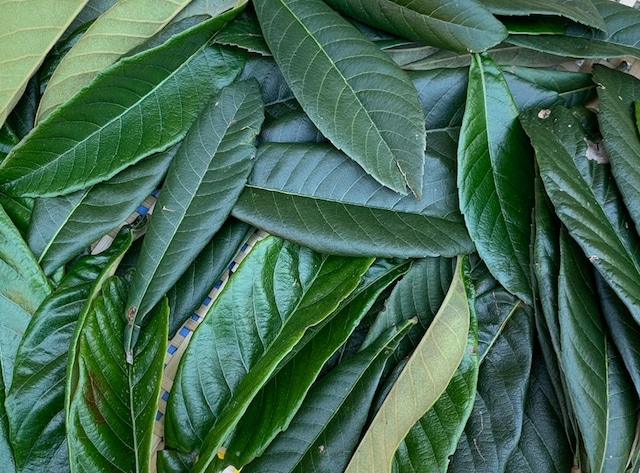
275,0,409,193
7,41,209,191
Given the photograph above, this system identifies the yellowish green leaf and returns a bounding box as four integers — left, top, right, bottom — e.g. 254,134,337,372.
345,256,470,473
0,0,88,128
36,0,195,122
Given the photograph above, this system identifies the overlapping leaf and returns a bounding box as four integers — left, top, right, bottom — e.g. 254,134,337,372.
481,0,604,30
592,65,640,237
6,229,132,473
0,0,88,128
507,0,640,59
520,105,640,325
323,0,506,53
557,231,636,473
66,276,168,472
448,272,533,472
458,54,534,305
232,142,472,258
219,258,408,469
254,0,426,197
36,0,195,122
166,218,252,336
0,17,245,197
27,145,176,276
0,206,51,395
392,281,478,473
345,256,470,473
163,236,373,472
124,79,264,347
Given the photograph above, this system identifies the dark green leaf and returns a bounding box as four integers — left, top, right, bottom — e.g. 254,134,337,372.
124,79,264,351
0,388,15,472
222,258,408,468
323,0,506,53
0,17,245,197
392,265,478,473
254,0,426,197
558,230,636,473
411,67,468,130
503,348,574,473
520,105,640,326
259,108,324,143
449,260,533,472
163,236,373,471
27,145,176,276
395,43,567,71
362,257,456,364
482,0,605,30
242,322,413,473
507,0,640,59
0,192,33,235
506,66,595,108
6,229,132,473
593,65,640,237
233,142,472,258
346,256,470,473
166,218,253,337
458,54,534,304
596,273,640,398
66,277,168,472
214,11,270,55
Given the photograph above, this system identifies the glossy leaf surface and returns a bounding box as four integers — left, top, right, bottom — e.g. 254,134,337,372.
27,145,175,276
36,0,194,122
345,256,470,473
458,54,534,305
6,230,132,473
163,236,373,470
0,0,87,128
254,0,426,197
520,105,640,325
242,323,412,473
324,0,506,53
0,18,245,197
233,142,472,258
67,277,168,473
125,79,264,336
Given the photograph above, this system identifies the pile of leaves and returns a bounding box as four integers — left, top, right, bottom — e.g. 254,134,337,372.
2,0,640,472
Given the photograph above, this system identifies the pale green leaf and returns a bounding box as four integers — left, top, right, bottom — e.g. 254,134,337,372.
0,0,88,128
324,0,507,53
163,236,373,472
0,206,51,394
6,229,133,473
241,323,413,473
458,54,534,305
66,277,168,473
36,0,195,122
254,0,426,197
232,142,472,258
392,276,478,473
345,256,470,473
124,79,264,352
0,16,245,197
222,258,408,469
